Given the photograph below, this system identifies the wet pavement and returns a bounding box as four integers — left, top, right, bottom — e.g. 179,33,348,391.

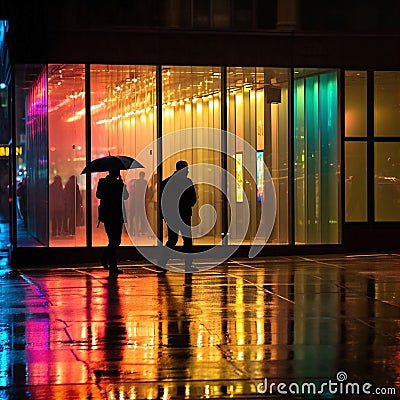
1,251,400,399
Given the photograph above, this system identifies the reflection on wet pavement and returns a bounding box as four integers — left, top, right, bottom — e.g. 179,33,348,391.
1,254,400,399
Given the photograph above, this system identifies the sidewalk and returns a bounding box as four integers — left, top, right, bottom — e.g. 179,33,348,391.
1,248,400,399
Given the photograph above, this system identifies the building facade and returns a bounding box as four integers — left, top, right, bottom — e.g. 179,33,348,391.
2,1,400,265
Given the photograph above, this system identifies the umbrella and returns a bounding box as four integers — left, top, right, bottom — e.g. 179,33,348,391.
81,155,144,174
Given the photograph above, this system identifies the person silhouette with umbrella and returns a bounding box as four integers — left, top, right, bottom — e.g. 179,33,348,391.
81,154,143,273
96,169,129,274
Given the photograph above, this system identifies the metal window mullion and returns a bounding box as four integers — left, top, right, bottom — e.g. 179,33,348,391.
10,64,17,250
221,66,228,244
85,63,92,247
289,67,295,246
367,70,375,223
156,65,163,242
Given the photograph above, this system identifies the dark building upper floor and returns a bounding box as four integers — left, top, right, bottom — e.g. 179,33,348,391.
1,1,400,71
2,0,400,34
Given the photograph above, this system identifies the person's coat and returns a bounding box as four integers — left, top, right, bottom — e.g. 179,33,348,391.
161,172,197,219
96,174,129,224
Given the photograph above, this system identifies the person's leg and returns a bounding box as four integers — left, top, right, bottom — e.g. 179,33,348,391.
181,215,192,251
67,207,74,234
158,224,178,268
51,212,56,236
101,221,111,269
70,207,76,235
166,224,179,249
56,211,62,235
66,209,71,234
63,212,68,235
181,215,197,272
139,211,147,234
105,221,123,272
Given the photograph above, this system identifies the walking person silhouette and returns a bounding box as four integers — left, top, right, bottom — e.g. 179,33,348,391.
50,175,65,237
159,160,198,272
64,175,82,236
96,169,129,274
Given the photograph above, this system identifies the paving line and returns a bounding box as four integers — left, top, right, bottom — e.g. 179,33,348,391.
225,260,295,304
190,261,295,389
69,267,112,286
345,253,392,258
18,272,54,306
296,256,347,270
355,318,400,342
18,271,100,384
297,266,400,310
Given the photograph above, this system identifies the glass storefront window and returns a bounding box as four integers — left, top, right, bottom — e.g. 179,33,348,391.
90,65,157,247
15,65,48,246
162,66,222,246
345,71,367,137
48,64,86,246
227,67,289,245
375,72,400,137
294,69,340,244
345,142,367,221
375,142,400,221
11,64,350,251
